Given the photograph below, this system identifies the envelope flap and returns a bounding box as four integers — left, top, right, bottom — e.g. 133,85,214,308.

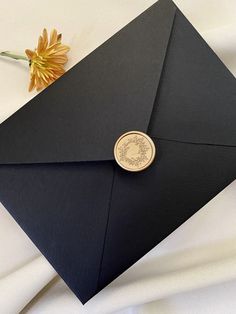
148,8,236,146
0,0,176,164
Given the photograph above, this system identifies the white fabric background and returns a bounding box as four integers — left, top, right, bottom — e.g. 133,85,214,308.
0,1,236,313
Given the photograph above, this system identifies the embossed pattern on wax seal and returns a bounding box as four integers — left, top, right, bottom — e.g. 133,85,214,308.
114,131,156,172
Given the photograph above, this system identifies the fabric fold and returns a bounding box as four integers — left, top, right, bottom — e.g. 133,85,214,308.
84,252,236,314
0,256,56,314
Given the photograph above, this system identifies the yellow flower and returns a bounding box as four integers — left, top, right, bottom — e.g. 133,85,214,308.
25,28,70,92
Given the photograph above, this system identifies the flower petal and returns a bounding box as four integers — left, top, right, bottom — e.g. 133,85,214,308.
42,28,48,50
45,42,62,54
49,29,58,46
37,35,44,54
25,49,35,60
57,33,62,43
35,72,44,91
46,55,68,64
51,45,70,55
28,73,36,92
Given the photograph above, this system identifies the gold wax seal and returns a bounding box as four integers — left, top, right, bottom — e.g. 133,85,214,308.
114,131,156,172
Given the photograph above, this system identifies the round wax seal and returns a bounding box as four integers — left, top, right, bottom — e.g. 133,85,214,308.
114,131,156,172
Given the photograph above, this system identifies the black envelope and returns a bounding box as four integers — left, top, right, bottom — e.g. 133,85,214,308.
0,0,236,304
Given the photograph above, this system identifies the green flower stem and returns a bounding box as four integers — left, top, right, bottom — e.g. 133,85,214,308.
0,51,28,61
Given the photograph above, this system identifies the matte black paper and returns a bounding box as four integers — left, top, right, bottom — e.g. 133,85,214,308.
0,0,235,303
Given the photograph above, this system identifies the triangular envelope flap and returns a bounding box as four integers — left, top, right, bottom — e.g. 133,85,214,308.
0,162,115,303
0,0,176,165
149,8,236,146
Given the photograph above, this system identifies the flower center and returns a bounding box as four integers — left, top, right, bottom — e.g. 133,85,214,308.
31,54,48,70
